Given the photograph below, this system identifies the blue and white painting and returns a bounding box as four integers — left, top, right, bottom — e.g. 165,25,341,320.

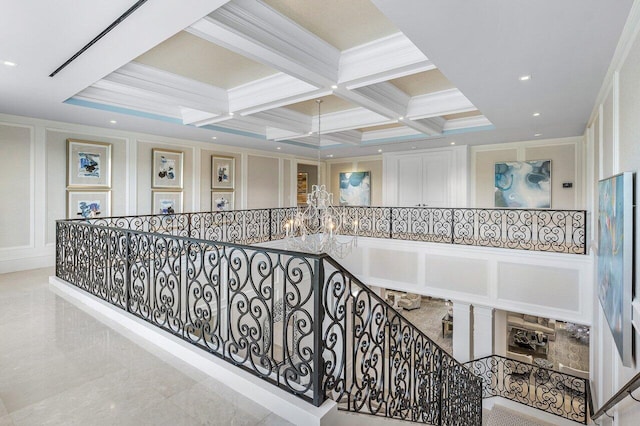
159,199,175,215
77,152,100,178
76,200,101,218
339,171,370,206
495,160,551,208
157,156,176,181
598,172,633,366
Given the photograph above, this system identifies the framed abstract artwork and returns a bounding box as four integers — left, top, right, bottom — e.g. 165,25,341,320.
67,190,111,219
494,160,551,208
297,172,308,205
597,172,634,367
67,139,111,188
152,149,183,189
212,155,235,190
211,191,234,211
339,171,371,206
152,191,183,215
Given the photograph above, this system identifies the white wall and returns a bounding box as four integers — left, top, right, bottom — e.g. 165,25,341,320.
0,113,309,273
586,3,640,424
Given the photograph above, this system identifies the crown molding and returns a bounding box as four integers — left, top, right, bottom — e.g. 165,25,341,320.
361,126,420,141
339,32,431,86
72,87,180,118
250,107,311,133
189,0,340,87
408,116,445,135
229,73,322,114
350,81,410,118
444,115,492,131
407,89,476,120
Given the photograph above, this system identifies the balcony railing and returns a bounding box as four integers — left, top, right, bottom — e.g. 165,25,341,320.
84,206,587,254
464,355,590,424
55,216,482,425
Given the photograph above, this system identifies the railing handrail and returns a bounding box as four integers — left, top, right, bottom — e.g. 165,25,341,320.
591,371,640,420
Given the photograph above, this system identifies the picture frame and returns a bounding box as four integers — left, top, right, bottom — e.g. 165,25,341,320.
339,171,371,206
297,172,308,204
494,160,551,208
212,155,235,190
211,191,234,211
67,190,111,219
152,149,183,189
67,139,112,188
597,171,634,367
152,191,183,215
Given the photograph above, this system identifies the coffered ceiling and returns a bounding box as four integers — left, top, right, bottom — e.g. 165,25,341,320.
0,0,633,158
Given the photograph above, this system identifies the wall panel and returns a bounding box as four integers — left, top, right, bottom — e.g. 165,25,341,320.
247,155,279,209
0,124,31,248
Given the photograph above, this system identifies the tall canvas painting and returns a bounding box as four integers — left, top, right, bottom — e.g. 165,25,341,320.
598,172,634,367
340,171,371,206
495,160,551,208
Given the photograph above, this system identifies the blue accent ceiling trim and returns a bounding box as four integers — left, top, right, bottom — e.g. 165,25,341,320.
65,98,267,140
65,98,184,124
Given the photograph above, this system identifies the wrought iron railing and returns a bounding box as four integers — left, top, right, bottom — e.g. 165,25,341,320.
55,217,483,424
84,205,587,254
464,355,590,424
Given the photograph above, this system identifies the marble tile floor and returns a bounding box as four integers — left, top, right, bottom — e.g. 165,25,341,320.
398,298,453,356
0,267,293,426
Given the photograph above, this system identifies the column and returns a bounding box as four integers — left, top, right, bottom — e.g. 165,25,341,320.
473,304,494,359
452,302,472,363
493,309,508,357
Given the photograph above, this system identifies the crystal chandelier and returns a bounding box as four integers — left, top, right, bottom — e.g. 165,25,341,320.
285,100,357,258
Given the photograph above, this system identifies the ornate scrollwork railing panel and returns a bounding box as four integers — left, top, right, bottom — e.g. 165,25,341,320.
465,355,588,424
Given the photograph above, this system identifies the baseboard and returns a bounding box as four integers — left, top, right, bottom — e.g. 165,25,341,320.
0,253,54,274
49,276,337,426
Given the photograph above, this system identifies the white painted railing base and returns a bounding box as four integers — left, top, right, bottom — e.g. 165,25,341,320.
49,276,337,426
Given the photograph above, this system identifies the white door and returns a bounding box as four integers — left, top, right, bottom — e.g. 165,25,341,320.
395,151,452,207
422,151,451,207
397,156,423,206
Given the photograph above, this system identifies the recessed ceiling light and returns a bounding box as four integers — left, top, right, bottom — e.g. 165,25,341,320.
331,85,338,89
211,136,217,140
519,75,531,81
276,146,281,150
399,116,404,120
377,149,383,153
534,133,542,137
411,146,417,150
109,120,117,124
327,154,334,158
308,131,313,135
450,142,456,145
533,112,540,117
229,112,234,116
3,61,17,67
